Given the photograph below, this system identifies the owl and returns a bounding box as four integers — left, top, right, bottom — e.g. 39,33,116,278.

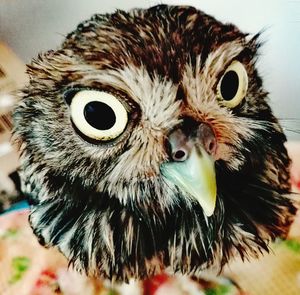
13,5,297,282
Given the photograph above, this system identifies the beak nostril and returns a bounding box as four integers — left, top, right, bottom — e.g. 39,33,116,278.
167,120,217,162
198,123,217,156
173,149,187,161
207,139,217,154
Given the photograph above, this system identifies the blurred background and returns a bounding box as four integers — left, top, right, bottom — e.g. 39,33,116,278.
0,0,299,194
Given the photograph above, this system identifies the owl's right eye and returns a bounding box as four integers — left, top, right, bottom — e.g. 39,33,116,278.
70,90,128,141
217,61,248,108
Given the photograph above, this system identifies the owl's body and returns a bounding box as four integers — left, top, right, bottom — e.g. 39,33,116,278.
14,5,296,281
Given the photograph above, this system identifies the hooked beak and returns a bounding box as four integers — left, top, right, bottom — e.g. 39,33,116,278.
160,122,217,217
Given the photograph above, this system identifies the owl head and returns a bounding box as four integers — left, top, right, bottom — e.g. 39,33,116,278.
13,5,296,281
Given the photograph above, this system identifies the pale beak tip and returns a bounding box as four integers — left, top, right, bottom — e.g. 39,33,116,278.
203,206,215,217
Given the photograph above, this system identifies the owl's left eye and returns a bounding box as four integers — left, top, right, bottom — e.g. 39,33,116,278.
70,90,128,141
217,61,248,108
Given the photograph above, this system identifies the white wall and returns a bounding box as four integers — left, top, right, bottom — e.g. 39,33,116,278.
0,0,299,139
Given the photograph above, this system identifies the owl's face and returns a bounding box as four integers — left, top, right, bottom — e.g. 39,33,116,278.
14,5,296,281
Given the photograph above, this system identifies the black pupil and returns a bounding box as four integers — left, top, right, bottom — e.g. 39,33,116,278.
220,70,239,101
84,101,116,130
